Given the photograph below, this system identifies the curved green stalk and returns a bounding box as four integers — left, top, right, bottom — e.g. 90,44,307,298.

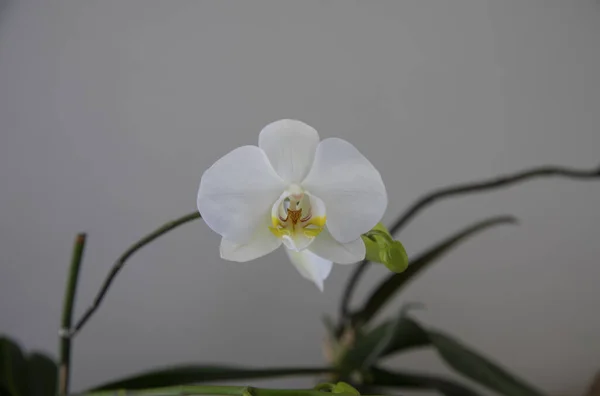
70,212,201,337
339,163,600,324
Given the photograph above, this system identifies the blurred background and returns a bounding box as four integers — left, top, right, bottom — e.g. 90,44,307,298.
1,1,599,394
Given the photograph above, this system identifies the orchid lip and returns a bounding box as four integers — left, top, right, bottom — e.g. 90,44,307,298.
269,187,326,251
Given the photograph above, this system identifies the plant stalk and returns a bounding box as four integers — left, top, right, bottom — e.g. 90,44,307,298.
70,212,201,337
59,233,87,396
339,163,600,324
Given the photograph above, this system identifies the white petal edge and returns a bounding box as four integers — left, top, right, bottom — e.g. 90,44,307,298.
285,249,333,291
259,119,320,184
198,145,285,244
307,228,366,264
220,222,282,262
302,138,387,243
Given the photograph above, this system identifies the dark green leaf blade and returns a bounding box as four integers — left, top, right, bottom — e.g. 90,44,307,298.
89,366,331,391
427,330,544,396
405,318,545,396
25,353,57,396
356,216,517,325
370,367,484,396
0,337,27,396
339,317,429,374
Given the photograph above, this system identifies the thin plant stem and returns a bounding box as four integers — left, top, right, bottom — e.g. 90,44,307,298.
59,233,87,396
69,212,201,337
339,163,600,323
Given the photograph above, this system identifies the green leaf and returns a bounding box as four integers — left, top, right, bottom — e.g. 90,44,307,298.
89,366,331,391
369,367,484,396
25,354,57,396
0,337,58,396
398,317,545,396
426,329,544,396
338,315,428,374
0,337,27,396
355,216,517,325
361,223,408,273
340,313,543,396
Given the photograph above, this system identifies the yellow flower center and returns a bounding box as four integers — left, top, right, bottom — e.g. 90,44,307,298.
269,187,325,250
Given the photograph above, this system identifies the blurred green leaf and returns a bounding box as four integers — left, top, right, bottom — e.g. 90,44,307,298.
362,223,408,273
0,337,57,396
395,318,544,396
89,366,331,391
338,316,428,374
369,367,483,396
425,328,544,396
355,216,517,325
0,337,26,396
339,313,543,396
25,354,57,396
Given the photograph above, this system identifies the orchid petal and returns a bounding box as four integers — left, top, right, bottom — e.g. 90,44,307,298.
302,138,387,243
259,119,320,183
198,146,285,244
285,249,333,291
308,227,366,264
220,220,282,262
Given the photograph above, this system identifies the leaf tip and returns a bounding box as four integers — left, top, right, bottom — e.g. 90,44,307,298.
495,215,519,225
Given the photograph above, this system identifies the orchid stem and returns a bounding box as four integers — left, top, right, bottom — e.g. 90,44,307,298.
59,233,87,396
339,163,600,324
69,212,201,338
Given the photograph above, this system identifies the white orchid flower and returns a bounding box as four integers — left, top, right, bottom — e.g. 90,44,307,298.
197,119,387,290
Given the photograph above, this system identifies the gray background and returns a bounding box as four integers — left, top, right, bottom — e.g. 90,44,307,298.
1,1,599,394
